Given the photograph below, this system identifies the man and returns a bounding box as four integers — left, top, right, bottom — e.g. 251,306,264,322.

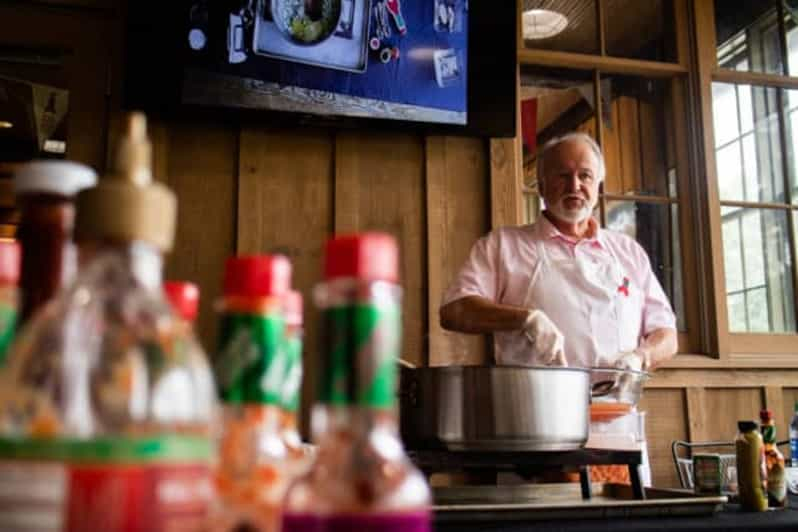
440,132,677,371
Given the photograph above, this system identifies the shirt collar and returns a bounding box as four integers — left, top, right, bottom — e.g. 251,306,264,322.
536,211,605,249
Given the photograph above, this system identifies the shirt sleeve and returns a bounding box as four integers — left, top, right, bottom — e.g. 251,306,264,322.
441,231,500,306
637,245,677,335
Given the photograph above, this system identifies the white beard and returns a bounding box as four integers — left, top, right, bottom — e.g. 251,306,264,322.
548,196,594,223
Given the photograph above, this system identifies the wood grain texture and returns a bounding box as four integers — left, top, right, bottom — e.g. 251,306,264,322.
238,126,334,436
334,131,427,367
490,137,523,229
685,387,708,442
701,388,764,442
425,136,489,366
639,389,688,487
158,121,238,355
647,368,798,388
765,386,787,441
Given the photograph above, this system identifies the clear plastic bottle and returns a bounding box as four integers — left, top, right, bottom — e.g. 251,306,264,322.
282,233,431,532
0,113,217,531
0,240,20,365
280,289,309,477
210,255,292,532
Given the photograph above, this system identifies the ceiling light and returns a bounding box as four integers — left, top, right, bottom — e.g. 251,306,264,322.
0,121,12,129
522,9,568,40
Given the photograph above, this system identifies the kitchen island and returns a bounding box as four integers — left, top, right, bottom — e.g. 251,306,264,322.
435,494,798,532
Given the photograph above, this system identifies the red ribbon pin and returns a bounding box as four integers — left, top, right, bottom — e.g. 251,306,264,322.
618,277,630,297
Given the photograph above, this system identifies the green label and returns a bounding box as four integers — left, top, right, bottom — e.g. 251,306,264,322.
319,302,400,408
215,312,285,405
0,303,16,366
280,336,303,412
0,435,212,464
762,425,776,444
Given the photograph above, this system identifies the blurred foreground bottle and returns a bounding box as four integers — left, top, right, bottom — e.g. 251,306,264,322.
0,240,20,365
280,289,310,478
0,113,217,531
282,233,431,532
211,255,292,531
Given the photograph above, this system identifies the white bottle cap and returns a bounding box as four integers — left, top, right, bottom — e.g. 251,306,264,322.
14,160,98,197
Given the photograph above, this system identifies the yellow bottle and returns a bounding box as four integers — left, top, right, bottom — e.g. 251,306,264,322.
736,420,768,512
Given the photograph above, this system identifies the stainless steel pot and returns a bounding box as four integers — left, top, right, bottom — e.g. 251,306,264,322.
399,365,591,452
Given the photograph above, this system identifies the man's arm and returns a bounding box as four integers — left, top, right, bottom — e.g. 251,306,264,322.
637,327,678,370
439,295,529,334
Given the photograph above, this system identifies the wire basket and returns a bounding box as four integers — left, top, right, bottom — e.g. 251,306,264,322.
674,452,737,492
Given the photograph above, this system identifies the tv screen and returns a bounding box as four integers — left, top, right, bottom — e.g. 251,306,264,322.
125,1,516,136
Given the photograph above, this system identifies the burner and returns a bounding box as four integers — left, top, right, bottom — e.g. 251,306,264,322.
408,448,646,501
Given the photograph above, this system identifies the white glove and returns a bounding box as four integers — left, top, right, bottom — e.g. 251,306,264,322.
613,349,650,372
522,310,567,366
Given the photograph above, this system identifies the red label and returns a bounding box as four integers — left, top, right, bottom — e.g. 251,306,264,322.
67,463,212,532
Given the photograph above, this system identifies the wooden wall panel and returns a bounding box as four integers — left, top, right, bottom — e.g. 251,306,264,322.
237,126,334,434
702,388,764,442
639,389,688,488
426,136,489,366
152,121,238,355
618,97,641,194
602,100,623,193
783,388,798,441
334,132,427,367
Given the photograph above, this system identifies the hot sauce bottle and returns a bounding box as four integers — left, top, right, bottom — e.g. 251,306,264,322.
760,409,787,508
280,289,309,477
282,232,431,532
211,255,292,531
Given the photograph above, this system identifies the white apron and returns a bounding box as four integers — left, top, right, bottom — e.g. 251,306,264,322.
498,238,644,368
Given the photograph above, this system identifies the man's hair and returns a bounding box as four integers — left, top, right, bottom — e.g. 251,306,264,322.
536,132,606,188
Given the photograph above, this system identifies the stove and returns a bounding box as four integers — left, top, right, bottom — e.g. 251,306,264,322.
408,447,646,501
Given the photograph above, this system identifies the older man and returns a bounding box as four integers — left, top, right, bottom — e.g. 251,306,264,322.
440,132,677,370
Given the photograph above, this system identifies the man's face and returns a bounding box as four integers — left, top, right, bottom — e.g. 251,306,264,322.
540,139,601,224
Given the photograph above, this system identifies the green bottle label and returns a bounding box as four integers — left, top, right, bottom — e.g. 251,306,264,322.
0,303,16,366
280,335,303,412
762,424,776,444
215,312,285,405
319,302,400,408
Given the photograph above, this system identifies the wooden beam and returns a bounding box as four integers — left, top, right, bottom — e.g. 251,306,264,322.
713,68,798,90
518,49,687,78
647,368,798,388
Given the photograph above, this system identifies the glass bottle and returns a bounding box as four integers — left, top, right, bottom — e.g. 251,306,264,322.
736,420,768,512
280,289,308,477
0,113,217,531
790,401,798,467
282,233,431,532
0,240,20,365
13,160,96,326
211,255,292,532
759,409,787,508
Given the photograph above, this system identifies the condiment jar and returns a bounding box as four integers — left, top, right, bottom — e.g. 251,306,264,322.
13,160,96,326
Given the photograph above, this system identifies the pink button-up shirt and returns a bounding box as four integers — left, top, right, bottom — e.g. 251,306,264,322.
442,215,676,365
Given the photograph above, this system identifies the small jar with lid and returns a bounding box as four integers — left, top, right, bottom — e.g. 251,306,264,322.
13,160,96,325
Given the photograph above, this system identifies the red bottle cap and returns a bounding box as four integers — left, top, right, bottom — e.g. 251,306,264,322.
0,240,20,285
164,281,199,322
324,233,398,282
283,289,303,326
223,255,292,298
759,409,773,422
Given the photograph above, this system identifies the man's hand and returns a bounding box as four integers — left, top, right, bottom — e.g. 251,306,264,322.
522,310,567,366
613,350,650,372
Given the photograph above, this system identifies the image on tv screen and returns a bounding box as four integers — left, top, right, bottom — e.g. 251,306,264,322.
182,0,468,125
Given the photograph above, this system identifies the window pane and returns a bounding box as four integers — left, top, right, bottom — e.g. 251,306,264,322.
784,90,798,204
787,13,798,76
601,76,679,197
605,0,677,62
605,201,685,331
717,142,744,202
715,0,783,74
739,84,754,134
728,292,747,332
722,208,795,333
521,0,598,55
714,84,785,204
712,83,740,148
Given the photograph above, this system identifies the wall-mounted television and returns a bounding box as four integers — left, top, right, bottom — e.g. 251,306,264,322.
124,1,516,137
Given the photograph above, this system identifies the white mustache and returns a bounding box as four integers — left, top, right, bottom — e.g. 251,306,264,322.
562,195,586,204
